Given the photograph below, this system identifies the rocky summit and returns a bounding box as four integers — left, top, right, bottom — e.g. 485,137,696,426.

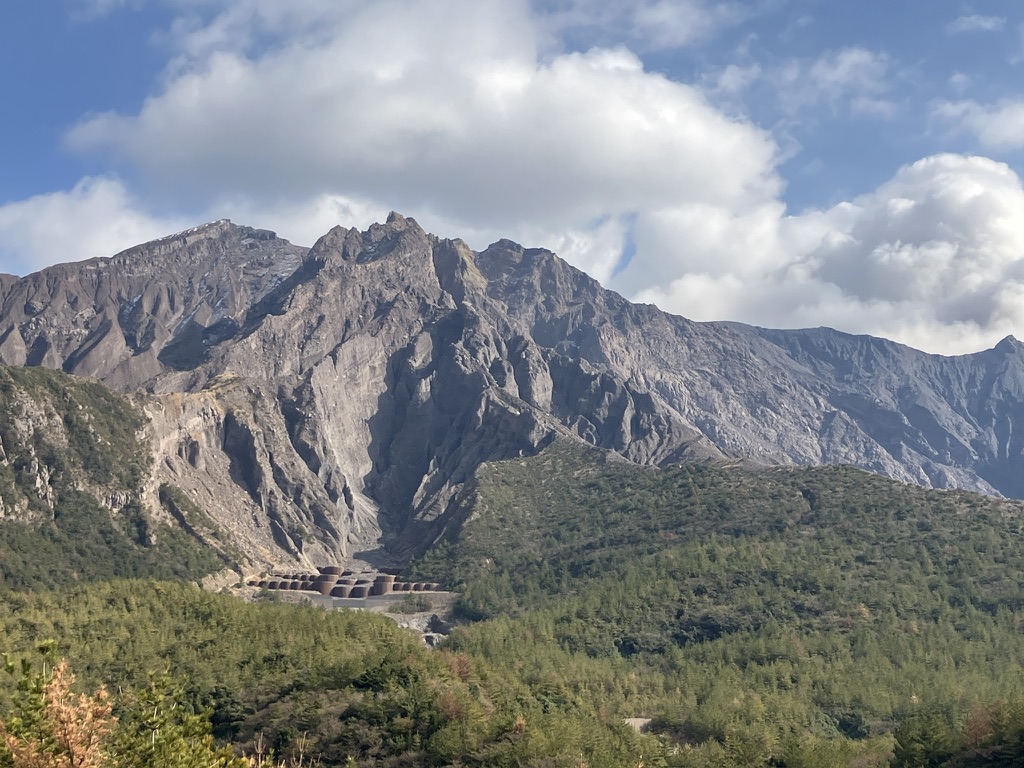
1,213,1023,569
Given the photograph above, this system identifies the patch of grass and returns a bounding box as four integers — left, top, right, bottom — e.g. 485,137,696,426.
391,594,433,614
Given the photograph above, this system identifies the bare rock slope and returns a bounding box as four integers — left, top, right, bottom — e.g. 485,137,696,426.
2,213,1023,567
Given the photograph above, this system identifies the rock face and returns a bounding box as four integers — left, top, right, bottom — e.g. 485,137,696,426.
3,213,1024,566
0,365,233,586
0,221,305,391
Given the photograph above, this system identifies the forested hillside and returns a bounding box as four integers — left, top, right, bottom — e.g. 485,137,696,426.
410,441,1024,766
0,366,225,589
0,581,650,767
4,439,1024,765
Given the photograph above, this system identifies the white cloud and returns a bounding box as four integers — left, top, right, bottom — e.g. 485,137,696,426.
0,177,188,276
533,0,751,51
66,0,779,245
60,0,782,287
703,63,763,97
806,47,895,117
159,0,365,63
948,71,971,95
151,0,746,63
946,14,1005,34
212,192,389,249
90,0,128,10
704,47,898,120
628,0,747,50
73,0,146,20
934,99,1024,150
807,156,1024,307
625,155,1024,355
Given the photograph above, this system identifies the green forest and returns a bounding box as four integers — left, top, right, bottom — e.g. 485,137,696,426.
409,441,1024,766
2,368,1024,765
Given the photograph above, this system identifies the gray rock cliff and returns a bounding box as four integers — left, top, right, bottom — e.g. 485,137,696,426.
2,213,1023,566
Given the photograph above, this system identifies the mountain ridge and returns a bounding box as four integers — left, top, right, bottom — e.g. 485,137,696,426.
0,212,1022,567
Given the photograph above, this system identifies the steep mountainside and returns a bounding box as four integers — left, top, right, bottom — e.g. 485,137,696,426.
0,221,305,390
0,366,226,588
1,213,1022,567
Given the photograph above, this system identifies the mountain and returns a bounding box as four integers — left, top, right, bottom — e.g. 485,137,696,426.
0,365,227,588
0,212,1022,569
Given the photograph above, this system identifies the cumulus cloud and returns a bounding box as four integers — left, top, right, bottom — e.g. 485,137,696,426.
946,14,1005,34
628,155,1024,354
0,177,188,275
934,99,1024,150
807,156,1024,309
66,0,779,283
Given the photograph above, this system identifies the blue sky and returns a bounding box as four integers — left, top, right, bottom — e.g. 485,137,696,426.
3,1,1024,354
